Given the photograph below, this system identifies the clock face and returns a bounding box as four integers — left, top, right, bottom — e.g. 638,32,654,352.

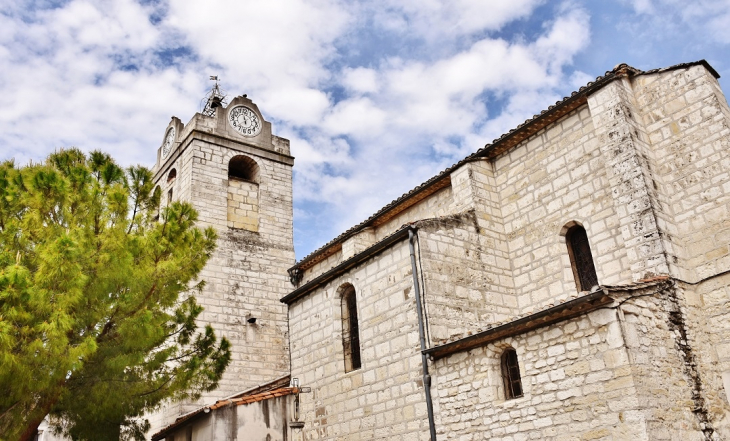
228,106,262,137
161,127,176,159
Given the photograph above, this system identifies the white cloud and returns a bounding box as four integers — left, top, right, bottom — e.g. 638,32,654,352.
341,67,379,94
322,98,388,139
5,0,698,258
623,0,730,44
370,0,545,39
260,87,331,126
166,0,349,92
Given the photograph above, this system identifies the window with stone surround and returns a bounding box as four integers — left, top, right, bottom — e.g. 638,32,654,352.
227,155,260,231
564,223,599,292
501,348,523,399
340,284,361,372
167,169,176,204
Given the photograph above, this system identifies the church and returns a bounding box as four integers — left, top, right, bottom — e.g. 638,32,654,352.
146,60,730,441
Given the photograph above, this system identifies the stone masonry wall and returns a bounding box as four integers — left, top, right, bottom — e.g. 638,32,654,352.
189,141,293,399
493,106,631,314
588,77,671,281
451,160,514,310
680,273,730,439
432,290,706,441
227,178,259,231
416,212,519,345
288,241,431,441
616,288,709,440
630,65,730,282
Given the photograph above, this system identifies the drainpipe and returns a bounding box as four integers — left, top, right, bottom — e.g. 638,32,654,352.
408,228,437,441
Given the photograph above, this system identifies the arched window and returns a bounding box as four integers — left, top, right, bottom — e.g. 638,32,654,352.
565,224,599,292
167,169,177,203
229,155,259,183
501,348,523,399
227,156,260,231
341,285,361,372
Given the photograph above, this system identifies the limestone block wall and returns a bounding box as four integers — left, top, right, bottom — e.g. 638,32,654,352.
342,228,375,260
288,242,431,441
630,65,730,282
493,106,631,313
227,178,259,231
188,142,294,401
432,292,706,441
681,273,730,439
450,160,512,297
415,214,518,345
617,289,710,440
588,78,671,281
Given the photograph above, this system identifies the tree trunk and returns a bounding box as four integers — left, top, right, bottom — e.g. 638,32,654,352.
18,393,60,441
18,415,44,441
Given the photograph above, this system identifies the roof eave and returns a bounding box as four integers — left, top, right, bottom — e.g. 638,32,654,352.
282,226,413,304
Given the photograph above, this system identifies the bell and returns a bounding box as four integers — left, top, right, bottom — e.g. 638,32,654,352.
210,96,223,109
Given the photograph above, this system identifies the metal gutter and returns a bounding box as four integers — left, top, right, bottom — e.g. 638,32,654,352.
408,229,437,441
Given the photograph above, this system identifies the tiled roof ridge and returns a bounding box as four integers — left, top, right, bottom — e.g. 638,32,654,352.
291,59,715,271
209,387,298,409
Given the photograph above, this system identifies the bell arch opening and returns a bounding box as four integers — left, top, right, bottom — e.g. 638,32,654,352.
227,155,260,231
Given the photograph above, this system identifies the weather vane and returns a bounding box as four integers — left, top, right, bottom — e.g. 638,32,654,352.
201,75,228,117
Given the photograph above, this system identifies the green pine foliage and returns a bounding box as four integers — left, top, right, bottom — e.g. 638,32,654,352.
0,149,231,440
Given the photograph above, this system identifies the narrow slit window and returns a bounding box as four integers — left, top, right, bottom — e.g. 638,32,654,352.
167,168,176,205
341,285,361,372
501,348,523,399
565,225,599,292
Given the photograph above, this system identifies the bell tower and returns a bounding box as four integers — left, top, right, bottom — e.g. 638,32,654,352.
150,86,295,426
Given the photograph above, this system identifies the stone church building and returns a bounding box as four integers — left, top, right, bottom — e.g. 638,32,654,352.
145,60,730,441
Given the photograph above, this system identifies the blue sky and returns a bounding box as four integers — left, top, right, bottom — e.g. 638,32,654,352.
1,0,729,259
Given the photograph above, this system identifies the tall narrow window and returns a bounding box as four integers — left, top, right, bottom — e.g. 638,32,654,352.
341,285,361,372
501,348,523,399
565,224,599,291
166,168,177,205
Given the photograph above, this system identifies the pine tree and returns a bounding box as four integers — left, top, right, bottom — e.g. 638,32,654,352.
0,149,231,440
